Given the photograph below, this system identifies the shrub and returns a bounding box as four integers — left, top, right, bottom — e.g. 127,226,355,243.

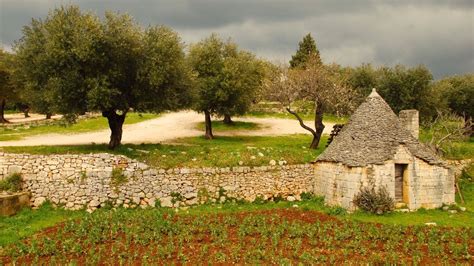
327,206,347,216
0,173,23,192
353,186,394,214
110,168,127,189
170,192,184,205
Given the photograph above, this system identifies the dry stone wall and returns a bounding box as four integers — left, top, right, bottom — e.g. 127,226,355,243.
0,152,313,210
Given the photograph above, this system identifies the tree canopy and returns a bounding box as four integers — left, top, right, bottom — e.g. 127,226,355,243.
0,49,16,123
289,33,321,68
267,56,356,148
188,34,264,139
14,5,191,148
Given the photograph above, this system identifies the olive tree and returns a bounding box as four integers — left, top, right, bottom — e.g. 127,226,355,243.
218,51,264,124
188,34,263,138
15,5,190,148
267,56,356,149
0,49,16,123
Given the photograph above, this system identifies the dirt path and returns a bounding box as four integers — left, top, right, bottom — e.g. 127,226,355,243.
4,113,62,124
0,111,334,146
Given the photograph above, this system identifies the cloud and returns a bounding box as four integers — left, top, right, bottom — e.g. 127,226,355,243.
1,0,472,78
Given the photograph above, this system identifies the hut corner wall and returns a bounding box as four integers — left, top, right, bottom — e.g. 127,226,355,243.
313,162,366,210
313,146,455,210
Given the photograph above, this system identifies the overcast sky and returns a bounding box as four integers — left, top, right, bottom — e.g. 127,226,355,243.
1,0,473,78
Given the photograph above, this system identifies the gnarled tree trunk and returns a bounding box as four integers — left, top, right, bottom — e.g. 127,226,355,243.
286,101,325,149
0,98,9,123
102,110,127,149
23,107,30,118
204,109,213,139
311,102,325,149
223,114,233,125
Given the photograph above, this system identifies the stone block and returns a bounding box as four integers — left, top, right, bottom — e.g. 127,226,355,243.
7,165,22,175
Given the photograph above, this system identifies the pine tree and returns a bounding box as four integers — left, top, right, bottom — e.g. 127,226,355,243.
289,33,321,68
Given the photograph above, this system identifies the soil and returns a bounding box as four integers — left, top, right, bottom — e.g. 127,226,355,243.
1,208,472,265
0,111,335,147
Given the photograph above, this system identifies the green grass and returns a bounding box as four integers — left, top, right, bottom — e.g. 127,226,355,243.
244,111,348,123
3,110,18,115
195,120,261,131
458,164,474,211
0,134,326,169
0,186,473,250
419,120,474,160
0,203,86,246
0,113,159,141
442,137,474,160
2,205,472,264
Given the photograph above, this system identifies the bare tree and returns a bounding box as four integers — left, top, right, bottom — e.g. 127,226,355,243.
266,57,357,149
426,111,472,155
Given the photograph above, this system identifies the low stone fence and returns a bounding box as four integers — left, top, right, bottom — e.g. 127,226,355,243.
0,153,314,211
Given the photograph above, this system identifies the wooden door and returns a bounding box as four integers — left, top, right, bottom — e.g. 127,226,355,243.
394,164,405,202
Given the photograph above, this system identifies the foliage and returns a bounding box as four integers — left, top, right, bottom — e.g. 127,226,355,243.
0,173,23,192
0,202,86,246
110,168,127,187
422,111,472,156
353,186,395,214
1,207,472,264
137,26,193,113
289,33,321,68
14,5,190,148
266,56,357,148
170,192,184,205
344,63,377,97
376,65,434,119
0,48,17,122
343,64,444,122
188,34,264,138
432,74,474,135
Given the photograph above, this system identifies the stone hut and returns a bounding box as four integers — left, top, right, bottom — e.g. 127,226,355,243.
313,89,454,210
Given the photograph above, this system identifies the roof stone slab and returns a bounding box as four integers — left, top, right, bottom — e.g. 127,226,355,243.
316,89,443,167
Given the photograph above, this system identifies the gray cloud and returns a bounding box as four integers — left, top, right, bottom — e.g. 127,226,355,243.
1,0,473,78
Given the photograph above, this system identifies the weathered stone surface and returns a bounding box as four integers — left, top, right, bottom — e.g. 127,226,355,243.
7,165,22,175
317,89,443,167
160,197,173,208
0,192,30,216
0,152,314,211
33,197,46,207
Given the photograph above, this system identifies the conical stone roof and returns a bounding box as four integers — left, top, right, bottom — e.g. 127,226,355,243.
316,89,443,167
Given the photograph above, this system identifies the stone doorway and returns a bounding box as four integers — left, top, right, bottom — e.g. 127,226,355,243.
395,164,408,203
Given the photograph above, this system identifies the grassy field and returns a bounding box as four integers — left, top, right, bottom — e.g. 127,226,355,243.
1,190,473,264
1,168,472,262
0,134,326,168
0,113,159,141
244,111,348,124
195,120,261,131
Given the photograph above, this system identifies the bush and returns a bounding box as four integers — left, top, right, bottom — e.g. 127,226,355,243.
327,206,347,216
110,168,127,186
353,186,394,214
0,173,23,192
